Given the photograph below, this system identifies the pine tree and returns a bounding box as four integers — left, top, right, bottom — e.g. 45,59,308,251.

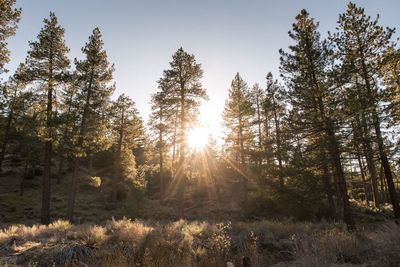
158,47,207,217
110,94,143,201
280,9,355,229
265,73,285,188
67,28,114,221
332,2,400,218
55,72,79,182
341,79,380,207
149,87,173,195
0,64,27,172
250,83,265,165
222,73,254,196
17,104,41,196
0,0,21,74
164,48,207,165
24,13,70,224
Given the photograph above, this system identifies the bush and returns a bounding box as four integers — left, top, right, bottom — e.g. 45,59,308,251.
245,177,329,221
88,176,102,188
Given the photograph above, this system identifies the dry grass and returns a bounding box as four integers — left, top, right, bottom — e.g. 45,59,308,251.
0,219,399,267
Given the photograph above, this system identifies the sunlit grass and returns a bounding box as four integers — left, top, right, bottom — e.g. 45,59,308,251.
1,219,399,266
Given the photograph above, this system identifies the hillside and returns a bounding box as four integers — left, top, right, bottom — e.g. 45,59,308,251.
1,165,399,266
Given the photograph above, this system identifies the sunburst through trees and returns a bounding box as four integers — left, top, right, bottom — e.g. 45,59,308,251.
1,1,400,236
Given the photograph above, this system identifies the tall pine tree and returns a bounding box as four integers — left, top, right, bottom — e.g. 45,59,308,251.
66,28,114,221
158,47,207,217
222,73,254,196
332,2,400,218
24,13,70,224
280,10,355,229
110,94,143,200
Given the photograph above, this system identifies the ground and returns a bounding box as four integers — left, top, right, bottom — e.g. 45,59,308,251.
0,168,400,266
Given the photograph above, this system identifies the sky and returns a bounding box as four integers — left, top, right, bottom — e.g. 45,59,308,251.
5,0,400,140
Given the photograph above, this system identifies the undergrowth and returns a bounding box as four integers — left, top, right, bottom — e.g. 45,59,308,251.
0,218,399,266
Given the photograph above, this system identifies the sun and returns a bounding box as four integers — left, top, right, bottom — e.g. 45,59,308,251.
187,127,209,150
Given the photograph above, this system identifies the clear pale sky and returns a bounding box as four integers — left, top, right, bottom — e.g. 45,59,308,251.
5,0,400,139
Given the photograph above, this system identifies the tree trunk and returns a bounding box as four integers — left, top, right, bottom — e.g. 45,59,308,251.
358,111,380,207
0,110,13,173
263,108,271,165
255,92,262,165
362,140,380,207
357,154,370,206
322,151,336,218
41,141,52,224
67,159,79,221
57,158,63,184
178,81,186,218
358,43,400,218
159,134,164,196
273,99,284,188
20,163,28,196
379,165,388,203
66,67,94,221
307,40,355,229
41,77,53,225
354,81,380,207
171,108,178,179
326,125,356,230
88,153,93,173
372,110,400,218
159,106,164,196
238,109,247,198
57,91,75,185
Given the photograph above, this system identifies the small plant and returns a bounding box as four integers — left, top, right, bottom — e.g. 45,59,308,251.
79,225,106,246
89,176,102,188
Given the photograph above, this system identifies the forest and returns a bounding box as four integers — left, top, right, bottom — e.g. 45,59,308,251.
0,0,400,266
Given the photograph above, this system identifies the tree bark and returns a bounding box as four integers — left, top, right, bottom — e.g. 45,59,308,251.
272,98,284,188
178,78,186,218
158,104,165,196
20,163,28,196
361,139,380,207
57,158,64,184
322,151,336,218
357,153,370,206
255,91,263,166
0,109,13,173
171,107,178,179
67,159,78,221
41,79,53,225
326,124,355,230
372,110,400,217
357,110,380,207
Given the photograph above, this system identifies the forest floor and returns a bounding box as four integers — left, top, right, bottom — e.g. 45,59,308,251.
0,165,245,225
0,168,400,266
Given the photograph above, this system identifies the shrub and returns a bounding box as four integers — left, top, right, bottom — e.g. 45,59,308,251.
88,176,102,188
